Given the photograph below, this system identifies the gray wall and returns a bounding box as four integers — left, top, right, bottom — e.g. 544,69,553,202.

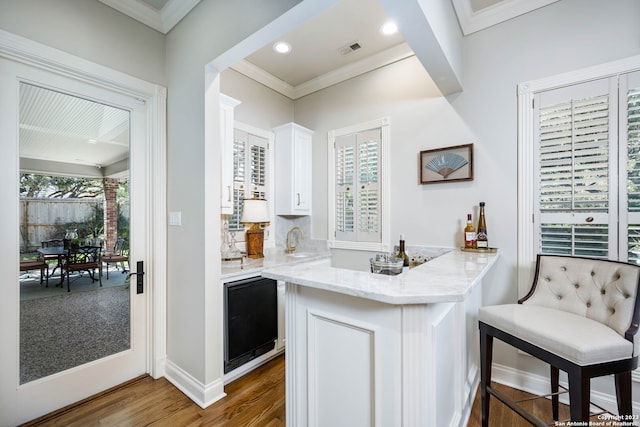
165,0,302,385
0,0,166,85
221,68,294,130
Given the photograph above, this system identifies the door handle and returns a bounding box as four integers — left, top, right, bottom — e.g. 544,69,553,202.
297,193,301,206
127,261,145,294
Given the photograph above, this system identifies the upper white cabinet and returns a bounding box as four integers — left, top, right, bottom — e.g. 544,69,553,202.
220,94,240,214
274,123,313,215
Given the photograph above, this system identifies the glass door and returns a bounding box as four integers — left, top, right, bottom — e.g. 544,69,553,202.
0,56,149,423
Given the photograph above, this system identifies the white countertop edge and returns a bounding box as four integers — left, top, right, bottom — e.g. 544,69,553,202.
261,249,500,305
221,252,332,280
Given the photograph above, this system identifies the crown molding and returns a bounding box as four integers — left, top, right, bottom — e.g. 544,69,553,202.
452,0,559,35
230,60,296,99
294,43,414,99
160,0,200,32
99,0,200,34
231,42,414,100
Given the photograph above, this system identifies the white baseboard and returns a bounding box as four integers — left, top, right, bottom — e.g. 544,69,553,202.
458,375,480,427
491,363,640,415
152,354,167,379
164,359,226,409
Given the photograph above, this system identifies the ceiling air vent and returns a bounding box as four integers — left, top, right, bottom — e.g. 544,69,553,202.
338,41,362,56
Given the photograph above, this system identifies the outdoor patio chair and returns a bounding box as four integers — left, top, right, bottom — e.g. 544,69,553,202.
20,259,49,287
103,238,129,279
63,245,102,292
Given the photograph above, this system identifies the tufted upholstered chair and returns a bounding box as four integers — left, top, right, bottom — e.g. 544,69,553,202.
479,254,640,426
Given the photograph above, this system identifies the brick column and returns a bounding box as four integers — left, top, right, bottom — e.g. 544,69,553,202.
103,178,119,251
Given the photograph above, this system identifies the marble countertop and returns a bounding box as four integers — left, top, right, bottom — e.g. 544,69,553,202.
221,247,331,280
261,249,500,305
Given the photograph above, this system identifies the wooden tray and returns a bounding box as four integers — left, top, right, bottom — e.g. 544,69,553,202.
460,247,498,253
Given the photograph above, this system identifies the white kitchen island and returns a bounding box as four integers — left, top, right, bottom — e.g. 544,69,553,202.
262,249,499,427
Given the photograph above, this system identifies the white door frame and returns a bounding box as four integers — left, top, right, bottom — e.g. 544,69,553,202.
0,29,167,426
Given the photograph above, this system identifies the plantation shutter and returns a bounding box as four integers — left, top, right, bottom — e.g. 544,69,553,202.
535,77,617,259
356,129,381,242
622,71,640,264
335,133,355,241
229,129,269,238
248,133,268,200
229,129,247,233
334,129,381,243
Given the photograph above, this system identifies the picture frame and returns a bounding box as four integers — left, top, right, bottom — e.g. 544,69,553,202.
419,143,474,184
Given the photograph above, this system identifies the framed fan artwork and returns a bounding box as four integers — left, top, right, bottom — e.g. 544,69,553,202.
420,143,473,184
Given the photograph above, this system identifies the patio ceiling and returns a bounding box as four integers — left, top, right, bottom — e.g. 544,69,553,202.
19,83,130,179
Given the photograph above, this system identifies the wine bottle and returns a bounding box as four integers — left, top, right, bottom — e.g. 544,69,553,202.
476,202,488,249
397,234,410,269
464,213,476,249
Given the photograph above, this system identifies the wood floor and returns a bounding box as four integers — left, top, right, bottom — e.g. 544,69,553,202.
21,354,596,426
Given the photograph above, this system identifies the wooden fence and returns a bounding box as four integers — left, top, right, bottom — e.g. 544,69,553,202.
20,198,102,252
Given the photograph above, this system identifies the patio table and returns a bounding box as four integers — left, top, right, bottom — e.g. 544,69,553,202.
37,246,67,286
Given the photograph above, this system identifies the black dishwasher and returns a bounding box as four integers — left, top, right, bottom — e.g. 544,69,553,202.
224,276,278,373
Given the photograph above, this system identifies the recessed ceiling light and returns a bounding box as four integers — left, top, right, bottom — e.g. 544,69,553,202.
273,41,292,54
87,139,97,144
381,21,398,36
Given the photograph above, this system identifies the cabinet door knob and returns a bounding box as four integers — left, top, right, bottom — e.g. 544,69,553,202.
297,193,301,206
227,186,232,202
586,216,594,223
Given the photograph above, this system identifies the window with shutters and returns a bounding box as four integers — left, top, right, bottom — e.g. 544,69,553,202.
328,118,390,251
535,79,616,259
518,63,640,283
227,124,272,246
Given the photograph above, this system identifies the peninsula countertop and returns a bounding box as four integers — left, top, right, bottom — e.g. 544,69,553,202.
221,247,331,280
261,249,500,305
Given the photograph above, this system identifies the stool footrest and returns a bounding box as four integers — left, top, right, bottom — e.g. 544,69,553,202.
487,385,549,427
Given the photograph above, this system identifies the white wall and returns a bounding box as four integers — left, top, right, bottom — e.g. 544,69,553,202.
0,0,166,85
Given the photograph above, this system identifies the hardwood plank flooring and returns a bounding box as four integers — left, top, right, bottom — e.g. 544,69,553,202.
21,354,601,426
21,356,285,427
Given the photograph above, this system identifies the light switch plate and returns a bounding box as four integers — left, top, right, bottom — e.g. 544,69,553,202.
168,211,182,226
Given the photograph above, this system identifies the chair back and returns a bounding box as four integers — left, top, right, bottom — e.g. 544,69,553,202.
521,255,640,340
113,238,128,255
42,239,63,248
66,245,101,265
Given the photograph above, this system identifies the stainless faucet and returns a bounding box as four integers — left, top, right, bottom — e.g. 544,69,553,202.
285,227,304,253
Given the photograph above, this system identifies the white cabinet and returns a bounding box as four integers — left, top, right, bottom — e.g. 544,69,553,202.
220,94,240,214
281,281,484,427
274,123,313,215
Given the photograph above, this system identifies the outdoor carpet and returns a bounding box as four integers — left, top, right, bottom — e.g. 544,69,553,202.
20,285,130,384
